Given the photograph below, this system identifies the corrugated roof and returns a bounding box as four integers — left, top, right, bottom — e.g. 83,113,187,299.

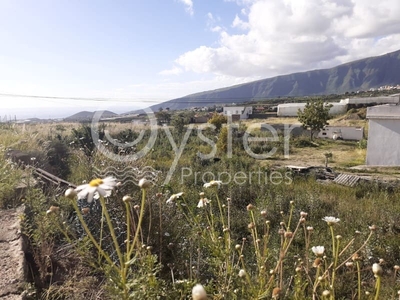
333,173,361,187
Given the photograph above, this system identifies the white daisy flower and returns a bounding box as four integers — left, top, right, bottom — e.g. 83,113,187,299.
203,180,222,188
197,198,210,208
166,192,184,204
75,177,117,203
322,216,340,226
311,246,325,257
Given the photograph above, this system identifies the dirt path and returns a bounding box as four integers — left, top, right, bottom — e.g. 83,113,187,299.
0,206,27,299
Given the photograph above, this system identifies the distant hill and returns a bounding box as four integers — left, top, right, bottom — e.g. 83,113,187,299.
143,49,400,111
64,110,118,122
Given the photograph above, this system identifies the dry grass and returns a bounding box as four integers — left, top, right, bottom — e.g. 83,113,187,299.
259,140,365,169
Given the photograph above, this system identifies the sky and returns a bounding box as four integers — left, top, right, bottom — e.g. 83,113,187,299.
1,0,400,119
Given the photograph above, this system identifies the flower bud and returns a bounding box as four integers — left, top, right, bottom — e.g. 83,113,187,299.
122,195,133,202
284,231,293,238
238,269,246,278
372,263,383,276
313,258,322,268
322,290,330,297
138,178,152,189
272,287,281,298
246,204,255,211
65,188,77,199
192,284,207,300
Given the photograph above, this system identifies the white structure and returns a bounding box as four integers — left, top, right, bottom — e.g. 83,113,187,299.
223,106,253,119
366,104,400,166
318,126,364,141
344,95,400,105
277,95,400,117
277,102,347,117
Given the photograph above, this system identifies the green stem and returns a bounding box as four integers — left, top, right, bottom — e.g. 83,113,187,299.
215,192,225,228
99,196,123,266
70,200,117,271
98,206,105,264
312,266,321,297
329,225,336,300
98,196,127,298
374,275,381,300
124,201,131,256
130,188,147,258
356,261,361,300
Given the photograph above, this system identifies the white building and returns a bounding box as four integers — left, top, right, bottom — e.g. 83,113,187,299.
318,126,364,141
277,102,347,117
277,95,400,117
366,104,400,166
223,106,253,119
344,95,400,105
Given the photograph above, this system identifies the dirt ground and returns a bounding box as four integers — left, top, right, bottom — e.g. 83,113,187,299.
0,206,27,300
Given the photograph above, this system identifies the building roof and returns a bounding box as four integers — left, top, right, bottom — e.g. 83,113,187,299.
367,104,400,119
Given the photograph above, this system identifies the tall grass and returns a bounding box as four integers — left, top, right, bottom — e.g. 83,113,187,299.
2,121,400,299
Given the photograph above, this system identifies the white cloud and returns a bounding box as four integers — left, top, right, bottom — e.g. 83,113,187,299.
177,0,194,16
164,0,400,82
232,14,249,30
159,66,183,76
211,26,222,32
206,12,223,32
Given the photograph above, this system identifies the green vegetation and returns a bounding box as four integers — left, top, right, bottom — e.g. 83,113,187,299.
1,120,400,299
208,112,227,132
297,100,332,141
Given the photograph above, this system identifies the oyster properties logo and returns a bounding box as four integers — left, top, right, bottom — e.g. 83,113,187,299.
91,109,297,185
91,107,158,163
93,165,160,187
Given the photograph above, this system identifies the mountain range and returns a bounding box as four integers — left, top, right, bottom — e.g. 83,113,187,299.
143,49,400,111
64,110,118,122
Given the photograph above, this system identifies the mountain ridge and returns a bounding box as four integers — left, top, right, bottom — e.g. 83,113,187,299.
64,110,118,121
144,49,400,111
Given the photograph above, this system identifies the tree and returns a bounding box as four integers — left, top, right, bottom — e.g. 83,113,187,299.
208,113,227,132
170,112,192,135
155,110,171,125
297,100,331,141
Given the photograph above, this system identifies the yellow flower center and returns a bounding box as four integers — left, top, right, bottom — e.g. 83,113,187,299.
89,178,103,187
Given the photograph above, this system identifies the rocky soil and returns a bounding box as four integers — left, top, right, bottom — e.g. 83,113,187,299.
0,206,27,299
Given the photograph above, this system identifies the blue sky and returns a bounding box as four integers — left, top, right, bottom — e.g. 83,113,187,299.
1,0,400,119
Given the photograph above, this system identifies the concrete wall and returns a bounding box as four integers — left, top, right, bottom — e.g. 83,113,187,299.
366,118,400,165
318,126,364,141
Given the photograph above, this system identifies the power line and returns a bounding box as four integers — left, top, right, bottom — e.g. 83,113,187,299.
0,92,281,104
0,93,161,103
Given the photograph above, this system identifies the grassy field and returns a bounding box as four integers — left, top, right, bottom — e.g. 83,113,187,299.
1,117,400,299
